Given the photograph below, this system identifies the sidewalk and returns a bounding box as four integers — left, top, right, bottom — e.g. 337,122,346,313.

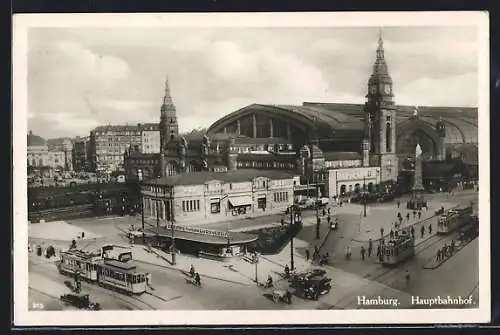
131,236,312,287
422,238,473,270
30,220,102,241
351,201,456,242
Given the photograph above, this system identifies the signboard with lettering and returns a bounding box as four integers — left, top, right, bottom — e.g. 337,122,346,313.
118,252,132,262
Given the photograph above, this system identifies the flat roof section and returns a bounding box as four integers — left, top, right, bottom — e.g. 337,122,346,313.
144,226,258,245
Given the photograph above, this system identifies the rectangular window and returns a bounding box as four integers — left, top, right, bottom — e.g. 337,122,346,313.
182,201,186,212
196,200,200,211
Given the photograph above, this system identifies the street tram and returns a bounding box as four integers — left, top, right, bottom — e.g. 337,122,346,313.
436,205,474,235
57,245,148,295
382,230,415,266
58,249,101,281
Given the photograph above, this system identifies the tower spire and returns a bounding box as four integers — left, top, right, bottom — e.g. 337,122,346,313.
159,75,179,149
162,75,175,108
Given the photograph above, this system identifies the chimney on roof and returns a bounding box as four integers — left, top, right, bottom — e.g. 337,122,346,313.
29,130,33,136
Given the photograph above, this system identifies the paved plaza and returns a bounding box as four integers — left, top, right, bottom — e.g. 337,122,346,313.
27,189,479,310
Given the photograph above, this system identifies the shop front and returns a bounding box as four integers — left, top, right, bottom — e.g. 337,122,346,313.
228,196,253,216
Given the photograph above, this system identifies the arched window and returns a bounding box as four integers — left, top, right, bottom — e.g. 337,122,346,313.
166,162,177,176
386,122,392,152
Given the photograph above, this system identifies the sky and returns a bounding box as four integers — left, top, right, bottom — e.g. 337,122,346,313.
27,26,478,139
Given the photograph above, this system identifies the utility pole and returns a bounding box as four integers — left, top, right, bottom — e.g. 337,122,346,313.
254,252,259,284
315,170,321,240
138,169,145,245
141,194,145,245
363,176,367,217
155,179,160,235
289,205,295,271
170,192,176,265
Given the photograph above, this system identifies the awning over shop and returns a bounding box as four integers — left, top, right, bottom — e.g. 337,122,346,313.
228,196,253,207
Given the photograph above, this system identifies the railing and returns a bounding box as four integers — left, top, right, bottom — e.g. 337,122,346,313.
163,223,229,238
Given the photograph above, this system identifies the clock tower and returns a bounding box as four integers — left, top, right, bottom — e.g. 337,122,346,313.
364,31,398,182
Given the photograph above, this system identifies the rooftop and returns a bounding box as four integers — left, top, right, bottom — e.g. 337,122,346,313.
145,227,258,245
323,151,361,161
27,131,47,147
143,169,298,186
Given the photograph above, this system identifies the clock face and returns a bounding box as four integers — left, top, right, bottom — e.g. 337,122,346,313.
384,85,391,94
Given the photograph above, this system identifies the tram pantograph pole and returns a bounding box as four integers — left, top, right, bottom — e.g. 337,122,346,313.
290,205,295,271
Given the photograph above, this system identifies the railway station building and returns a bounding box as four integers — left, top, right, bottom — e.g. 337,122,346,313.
127,32,478,204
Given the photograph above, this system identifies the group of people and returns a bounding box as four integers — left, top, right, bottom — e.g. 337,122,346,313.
305,246,330,266
189,265,202,286
436,240,456,262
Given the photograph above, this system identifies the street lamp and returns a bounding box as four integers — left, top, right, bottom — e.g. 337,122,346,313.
290,204,295,271
170,190,176,265
363,176,367,217
314,170,321,240
138,169,145,245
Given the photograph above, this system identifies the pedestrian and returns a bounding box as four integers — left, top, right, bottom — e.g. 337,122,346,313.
313,246,319,260
146,272,152,287
394,230,399,238
428,223,432,235
413,211,416,219
376,244,381,257
406,213,410,221
418,211,422,219
285,264,290,278
368,239,373,258
442,244,448,258
81,231,85,239
450,240,455,254
305,249,310,261
411,226,415,238
421,225,425,239
380,227,384,238
281,218,284,226
345,246,352,259
436,249,441,262
327,215,331,224
360,246,366,260
328,207,331,215
390,229,394,240
322,208,326,216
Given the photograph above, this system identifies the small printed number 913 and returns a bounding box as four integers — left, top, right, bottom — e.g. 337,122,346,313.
32,302,44,310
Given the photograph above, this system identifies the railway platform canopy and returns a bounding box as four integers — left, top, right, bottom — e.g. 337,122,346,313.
142,223,259,259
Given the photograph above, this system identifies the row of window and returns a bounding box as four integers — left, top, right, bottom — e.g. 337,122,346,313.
182,199,201,212
274,192,289,203
101,268,146,283
237,161,295,169
135,159,159,165
94,131,141,136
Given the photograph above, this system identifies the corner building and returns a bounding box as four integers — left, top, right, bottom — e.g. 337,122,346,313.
140,169,296,225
